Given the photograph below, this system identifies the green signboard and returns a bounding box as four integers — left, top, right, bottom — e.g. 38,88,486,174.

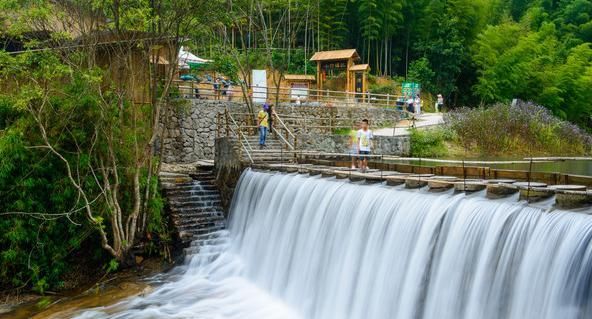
402,82,421,97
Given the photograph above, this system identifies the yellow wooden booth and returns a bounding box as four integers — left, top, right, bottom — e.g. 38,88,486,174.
309,49,369,94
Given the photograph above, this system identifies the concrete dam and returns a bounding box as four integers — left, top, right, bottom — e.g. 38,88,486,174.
75,169,592,318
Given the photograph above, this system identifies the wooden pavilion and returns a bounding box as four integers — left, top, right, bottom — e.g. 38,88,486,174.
310,49,369,94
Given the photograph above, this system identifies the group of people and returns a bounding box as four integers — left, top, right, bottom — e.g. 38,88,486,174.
349,119,374,172
212,78,233,100
396,93,444,114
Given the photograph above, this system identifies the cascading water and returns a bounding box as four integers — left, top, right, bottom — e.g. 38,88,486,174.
75,169,592,319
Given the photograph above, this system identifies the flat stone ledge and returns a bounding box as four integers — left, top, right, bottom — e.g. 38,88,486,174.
549,185,587,191
428,179,456,192
406,177,429,189
430,176,459,181
408,174,435,178
385,175,407,186
486,179,517,184
487,183,519,198
455,181,487,192
332,170,351,179
348,172,368,182
519,187,555,202
514,182,548,188
555,191,592,210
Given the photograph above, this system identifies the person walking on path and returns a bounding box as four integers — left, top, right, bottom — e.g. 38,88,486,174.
349,123,360,169
357,119,373,172
258,104,270,148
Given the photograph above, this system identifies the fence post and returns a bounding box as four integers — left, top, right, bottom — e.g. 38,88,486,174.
216,113,221,138
225,110,230,137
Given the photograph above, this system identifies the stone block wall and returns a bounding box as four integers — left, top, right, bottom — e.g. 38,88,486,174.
161,99,405,163
298,134,410,156
273,103,401,135
214,137,245,212
161,100,246,163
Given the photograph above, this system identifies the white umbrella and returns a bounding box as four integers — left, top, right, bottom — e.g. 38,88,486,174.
178,46,212,69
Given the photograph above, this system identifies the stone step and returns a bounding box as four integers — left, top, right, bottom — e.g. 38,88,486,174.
175,217,226,229
177,219,226,234
190,225,227,236
163,183,217,192
184,243,230,256
169,200,222,209
165,190,220,198
190,236,230,247
169,206,223,214
192,229,230,241
169,194,221,203
172,212,225,221
160,169,227,247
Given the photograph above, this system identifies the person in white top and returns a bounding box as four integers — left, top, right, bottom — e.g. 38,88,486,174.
357,119,373,172
437,94,444,112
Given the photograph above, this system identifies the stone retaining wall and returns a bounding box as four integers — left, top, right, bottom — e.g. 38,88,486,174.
298,134,410,156
272,103,401,135
161,100,244,163
214,137,245,212
162,100,404,163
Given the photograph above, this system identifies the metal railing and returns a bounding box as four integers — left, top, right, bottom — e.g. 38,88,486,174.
220,111,298,151
217,109,254,164
172,80,417,113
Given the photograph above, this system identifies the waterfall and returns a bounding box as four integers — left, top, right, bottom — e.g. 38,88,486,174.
76,169,592,319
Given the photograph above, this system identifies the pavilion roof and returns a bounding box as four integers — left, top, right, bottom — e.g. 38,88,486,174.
349,64,370,71
310,49,359,61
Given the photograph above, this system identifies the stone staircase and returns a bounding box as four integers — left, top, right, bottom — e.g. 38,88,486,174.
240,135,296,163
159,169,226,248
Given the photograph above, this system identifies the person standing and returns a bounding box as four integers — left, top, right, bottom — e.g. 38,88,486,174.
437,94,444,112
357,119,373,172
213,78,220,100
406,95,414,113
258,104,269,148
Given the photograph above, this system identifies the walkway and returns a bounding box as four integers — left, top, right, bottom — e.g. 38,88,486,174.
374,112,444,136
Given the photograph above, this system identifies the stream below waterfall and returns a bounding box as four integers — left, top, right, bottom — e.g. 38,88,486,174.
33,169,592,318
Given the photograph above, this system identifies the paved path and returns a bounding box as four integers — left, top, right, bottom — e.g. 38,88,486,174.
374,113,444,136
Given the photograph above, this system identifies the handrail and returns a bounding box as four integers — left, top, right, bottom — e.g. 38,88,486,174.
272,112,296,150
171,80,407,100
272,126,294,150
171,80,417,111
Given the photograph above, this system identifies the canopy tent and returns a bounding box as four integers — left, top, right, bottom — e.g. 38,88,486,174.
178,46,212,69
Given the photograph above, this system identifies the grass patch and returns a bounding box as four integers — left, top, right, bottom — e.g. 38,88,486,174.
333,127,352,135
409,127,453,158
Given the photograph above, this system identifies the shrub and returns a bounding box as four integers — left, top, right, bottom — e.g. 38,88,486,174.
445,101,592,155
409,127,453,158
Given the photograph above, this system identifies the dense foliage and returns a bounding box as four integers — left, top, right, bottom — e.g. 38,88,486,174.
0,0,214,292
